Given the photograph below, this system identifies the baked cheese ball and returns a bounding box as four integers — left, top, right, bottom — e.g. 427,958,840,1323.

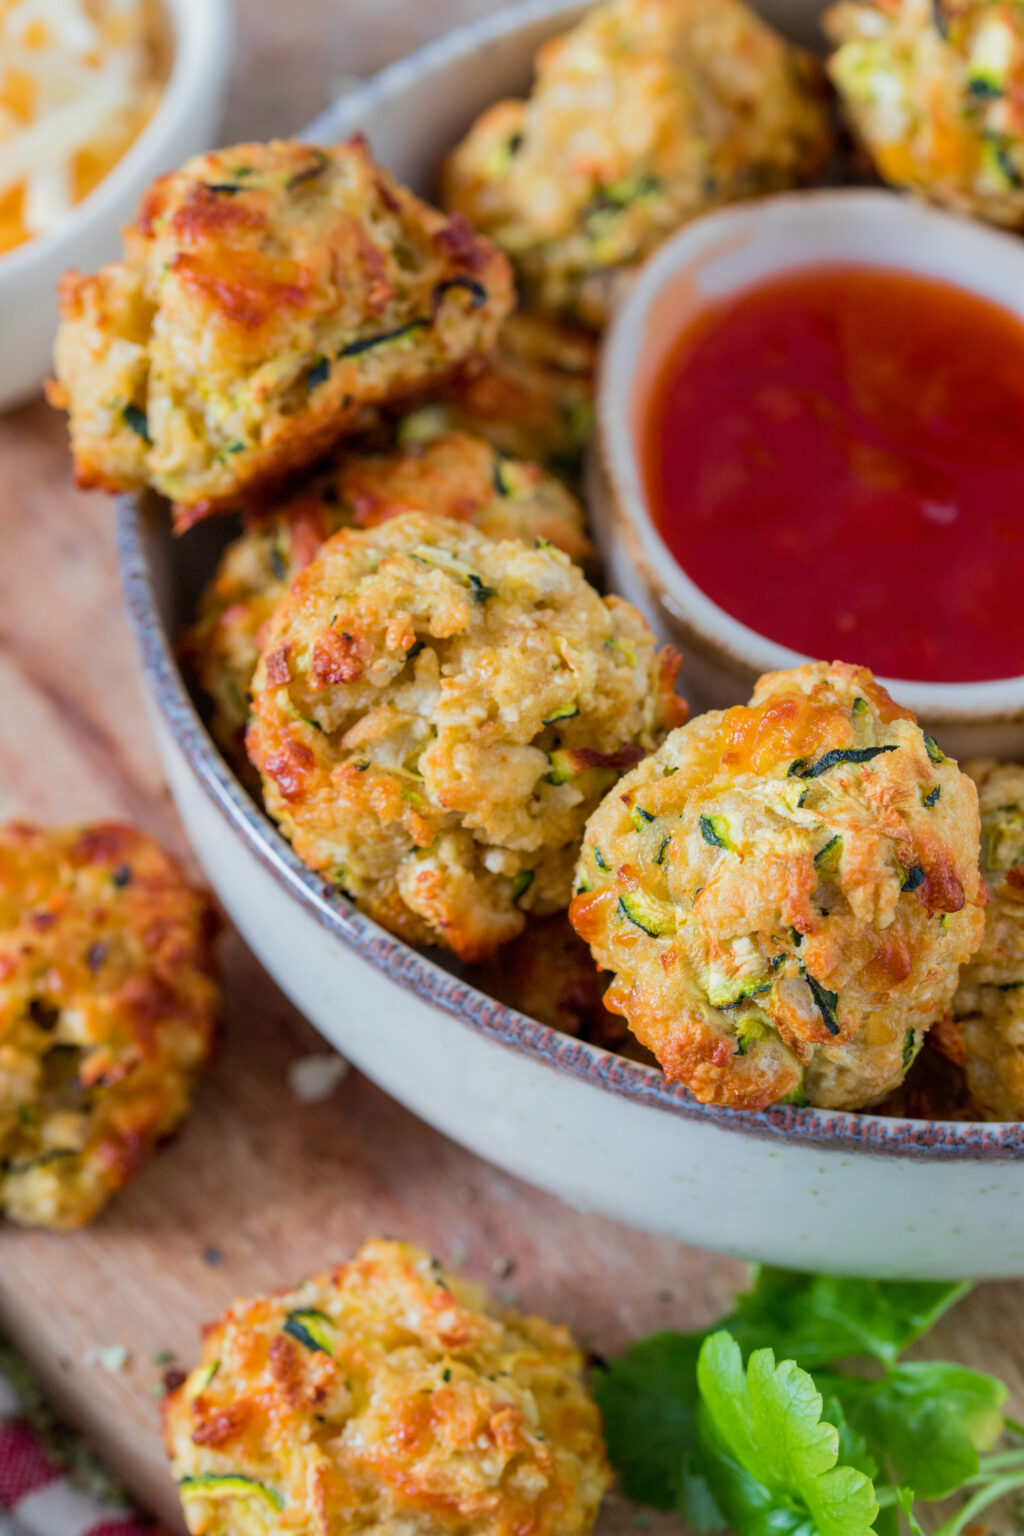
570,662,986,1111
184,430,592,762
0,822,219,1228
49,136,514,527
874,1034,980,1120
933,759,1024,1119
442,0,831,327
247,512,684,961
164,1238,609,1536
471,914,631,1053
826,0,1024,225
402,312,598,479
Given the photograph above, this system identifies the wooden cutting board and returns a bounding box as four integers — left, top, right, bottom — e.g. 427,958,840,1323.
1,5,1024,1532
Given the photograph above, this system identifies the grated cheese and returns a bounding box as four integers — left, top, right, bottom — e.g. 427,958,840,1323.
0,0,169,255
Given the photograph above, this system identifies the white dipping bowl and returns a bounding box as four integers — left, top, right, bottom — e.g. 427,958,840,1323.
0,0,233,414
119,2,1024,1280
591,189,1024,759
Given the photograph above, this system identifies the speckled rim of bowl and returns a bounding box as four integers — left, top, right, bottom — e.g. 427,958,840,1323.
114,0,1024,1158
0,0,233,286
596,188,1024,727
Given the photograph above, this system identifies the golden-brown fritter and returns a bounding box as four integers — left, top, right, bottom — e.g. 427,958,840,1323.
933,759,1024,1119
49,137,514,527
570,662,986,1111
443,0,832,327
163,1238,609,1536
826,0,1024,226
0,822,219,1228
402,312,598,479
873,1037,980,1121
183,430,593,764
469,914,631,1053
247,512,684,961
323,427,593,559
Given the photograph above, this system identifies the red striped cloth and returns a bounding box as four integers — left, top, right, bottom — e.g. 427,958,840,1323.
0,1366,156,1536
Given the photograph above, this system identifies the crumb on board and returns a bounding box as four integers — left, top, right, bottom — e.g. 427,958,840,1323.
83,1345,129,1374
288,1052,350,1104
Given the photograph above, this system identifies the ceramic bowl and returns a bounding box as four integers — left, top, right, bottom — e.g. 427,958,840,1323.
590,189,1024,759
118,0,1024,1280
0,0,233,414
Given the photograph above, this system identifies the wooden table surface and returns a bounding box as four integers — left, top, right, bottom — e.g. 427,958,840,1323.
1,3,1023,1532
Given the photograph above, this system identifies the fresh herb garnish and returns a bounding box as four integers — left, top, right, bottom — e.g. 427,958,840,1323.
695,1333,880,1536
595,1268,1024,1536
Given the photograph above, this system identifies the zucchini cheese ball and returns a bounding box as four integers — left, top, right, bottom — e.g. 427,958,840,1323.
49,136,514,528
185,430,592,762
403,311,598,479
570,662,986,1111
470,914,631,1052
247,512,683,961
826,0,1024,225
0,822,218,1228
164,1238,609,1536
937,760,1024,1119
442,0,831,327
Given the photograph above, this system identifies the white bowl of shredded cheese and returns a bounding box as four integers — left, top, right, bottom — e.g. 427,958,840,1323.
0,0,233,413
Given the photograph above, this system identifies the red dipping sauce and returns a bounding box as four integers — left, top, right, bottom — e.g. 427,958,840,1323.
645,264,1024,683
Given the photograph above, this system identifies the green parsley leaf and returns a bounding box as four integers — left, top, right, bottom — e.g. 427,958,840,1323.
593,1332,702,1508
595,1269,1024,1536
724,1269,969,1368
696,1333,879,1536
821,1361,1006,1499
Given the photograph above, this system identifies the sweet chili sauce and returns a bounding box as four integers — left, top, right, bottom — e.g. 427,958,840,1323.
644,264,1024,683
